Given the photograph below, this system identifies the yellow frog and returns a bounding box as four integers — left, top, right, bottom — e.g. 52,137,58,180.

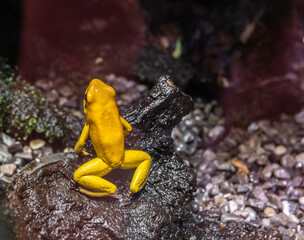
73,79,151,197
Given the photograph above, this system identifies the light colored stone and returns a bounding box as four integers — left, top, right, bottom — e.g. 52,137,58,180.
15,152,33,160
64,147,74,153
208,126,225,139
30,139,46,150
299,196,304,205
261,218,271,228
228,200,238,213
203,149,216,161
0,144,12,161
282,201,290,216
1,133,15,147
288,214,299,224
296,153,304,164
264,207,276,217
274,145,287,155
23,145,32,154
0,163,17,176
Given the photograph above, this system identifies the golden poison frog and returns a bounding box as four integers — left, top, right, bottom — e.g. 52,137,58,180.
74,79,151,197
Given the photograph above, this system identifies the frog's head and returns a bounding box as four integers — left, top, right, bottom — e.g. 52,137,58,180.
83,79,116,115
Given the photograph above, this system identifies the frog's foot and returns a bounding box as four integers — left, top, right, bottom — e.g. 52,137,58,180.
120,150,152,193
76,176,117,197
74,157,116,197
78,186,121,198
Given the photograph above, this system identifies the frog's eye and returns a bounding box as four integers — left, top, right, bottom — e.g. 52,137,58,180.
84,93,88,108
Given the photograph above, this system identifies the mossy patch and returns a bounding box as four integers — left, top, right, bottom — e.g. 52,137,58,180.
0,59,81,146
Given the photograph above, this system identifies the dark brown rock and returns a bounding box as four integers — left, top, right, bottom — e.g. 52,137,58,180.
6,76,195,240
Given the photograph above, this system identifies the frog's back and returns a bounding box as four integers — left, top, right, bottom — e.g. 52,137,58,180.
89,104,125,168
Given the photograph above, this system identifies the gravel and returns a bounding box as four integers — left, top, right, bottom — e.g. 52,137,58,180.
0,133,62,185
173,100,304,239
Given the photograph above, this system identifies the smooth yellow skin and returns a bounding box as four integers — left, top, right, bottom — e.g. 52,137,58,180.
74,79,151,197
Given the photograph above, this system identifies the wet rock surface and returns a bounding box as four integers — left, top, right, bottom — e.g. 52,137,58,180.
6,76,195,240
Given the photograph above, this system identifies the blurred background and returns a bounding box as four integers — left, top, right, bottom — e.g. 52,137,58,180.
1,0,303,127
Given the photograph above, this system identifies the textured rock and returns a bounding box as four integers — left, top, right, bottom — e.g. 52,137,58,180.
6,76,195,240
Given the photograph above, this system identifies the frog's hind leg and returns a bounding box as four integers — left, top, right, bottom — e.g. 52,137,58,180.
74,157,117,197
120,150,152,193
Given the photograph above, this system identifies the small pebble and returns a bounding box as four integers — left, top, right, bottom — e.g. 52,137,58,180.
63,99,78,108
46,89,59,102
251,186,268,202
291,176,302,187
95,57,103,64
13,157,24,167
264,143,275,152
281,154,296,168
248,122,259,132
273,168,291,179
0,144,13,161
256,155,268,166
15,152,33,160
248,219,261,227
274,145,287,155
203,149,216,162
0,163,17,176
244,207,257,221
295,111,304,124
59,97,68,106
208,126,225,139
261,218,271,228
276,180,288,188
235,184,251,194
288,215,300,224
211,173,225,185
209,185,220,197
35,79,51,90
23,145,32,154
58,85,73,97
1,133,15,147
262,182,274,190
262,163,280,178
278,226,288,236
221,213,243,223
264,207,276,217
299,196,304,205
247,198,265,211
64,148,74,153
8,141,23,154
233,210,249,218
228,200,238,213
295,153,304,164
282,201,291,216
30,139,46,150
267,193,283,209
270,213,288,227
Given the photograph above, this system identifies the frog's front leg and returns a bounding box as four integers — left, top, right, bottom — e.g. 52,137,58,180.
74,157,117,197
120,116,132,136
120,150,152,193
74,122,90,154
